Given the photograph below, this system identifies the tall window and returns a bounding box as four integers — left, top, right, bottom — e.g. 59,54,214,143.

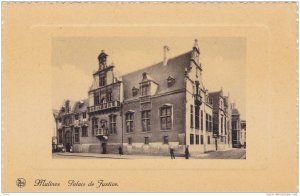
99,74,106,86
92,118,98,136
81,127,88,137
225,120,227,134
190,105,193,128
190,134,194,145
200,135,204,144
94,94,100,105
209,115,212,131
74,127,80,143
82,112,86,119
109,115,117,134
221,116,223,134
107,91,113,102
125,112,134,133
141,111,151,132
208,136,210,144
195,106,199,129
206,113,209,131
201,110,203,130
160,105,172,130
140,84,149,96
74,114,79,120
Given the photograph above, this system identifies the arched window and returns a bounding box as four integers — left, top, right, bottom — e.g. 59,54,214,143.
160,104,173,130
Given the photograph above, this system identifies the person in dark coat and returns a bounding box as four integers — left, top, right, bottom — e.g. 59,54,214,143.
118,146,123,156
185,145,190,159
170,147,175,159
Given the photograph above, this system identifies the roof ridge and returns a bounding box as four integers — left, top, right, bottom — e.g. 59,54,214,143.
121,50,192,78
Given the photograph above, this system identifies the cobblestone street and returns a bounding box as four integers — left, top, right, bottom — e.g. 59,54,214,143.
52,148,246,160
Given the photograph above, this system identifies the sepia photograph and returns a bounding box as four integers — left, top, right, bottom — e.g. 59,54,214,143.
51,37,246,160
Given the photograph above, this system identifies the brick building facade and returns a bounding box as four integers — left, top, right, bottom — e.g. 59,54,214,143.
54,40,242,155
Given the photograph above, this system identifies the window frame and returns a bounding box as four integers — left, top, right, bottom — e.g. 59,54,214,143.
140,83,150,96
190,134,194,145
74,127,80,143
99,73,107,87
196,134,199,145
144,137,149,145
109,115,117,134
141,110,151,132
160,105,173,130
190,105,193,128
125,112,134,133
92,118,98,136
128,137,132,145
163,136,169,144
81,126,88,137
195,106,199,129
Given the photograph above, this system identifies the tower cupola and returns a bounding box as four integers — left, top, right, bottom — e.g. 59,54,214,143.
98,50,108,70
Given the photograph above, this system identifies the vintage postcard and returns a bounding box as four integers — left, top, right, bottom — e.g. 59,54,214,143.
2,2,298,192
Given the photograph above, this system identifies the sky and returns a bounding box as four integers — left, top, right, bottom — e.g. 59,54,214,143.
52,37,246,119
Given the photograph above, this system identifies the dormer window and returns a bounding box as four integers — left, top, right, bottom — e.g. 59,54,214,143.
139,72,158,96
140,83,149,96
132,86,139,96
167,75,175,87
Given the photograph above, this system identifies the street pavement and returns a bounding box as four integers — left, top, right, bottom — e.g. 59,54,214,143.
52,148,246,160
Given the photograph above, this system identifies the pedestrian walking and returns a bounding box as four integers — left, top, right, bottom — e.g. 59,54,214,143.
118,146,123,156
170,147,175,159
185,145,190,159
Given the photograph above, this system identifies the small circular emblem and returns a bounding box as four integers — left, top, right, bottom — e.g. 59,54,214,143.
16,178,26,188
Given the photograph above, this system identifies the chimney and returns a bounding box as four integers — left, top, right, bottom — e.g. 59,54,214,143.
163,45,170,66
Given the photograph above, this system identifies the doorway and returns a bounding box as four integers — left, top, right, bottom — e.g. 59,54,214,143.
65,131,72,152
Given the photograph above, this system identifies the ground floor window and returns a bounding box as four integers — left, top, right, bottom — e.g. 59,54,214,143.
81,126,88,137
163,136,168,144
128,137,132,145
74,128,80,143
144,137,149,144
201,135,204,144
190,134,194,145
196,135,199,144
208,136,210,144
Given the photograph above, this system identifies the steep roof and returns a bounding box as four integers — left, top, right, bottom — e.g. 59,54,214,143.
122,51,192,101
72,99,89,113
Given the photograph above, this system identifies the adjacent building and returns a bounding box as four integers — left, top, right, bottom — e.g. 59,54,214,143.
208,90,232,150
53,40,244,155
231,105,241,148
